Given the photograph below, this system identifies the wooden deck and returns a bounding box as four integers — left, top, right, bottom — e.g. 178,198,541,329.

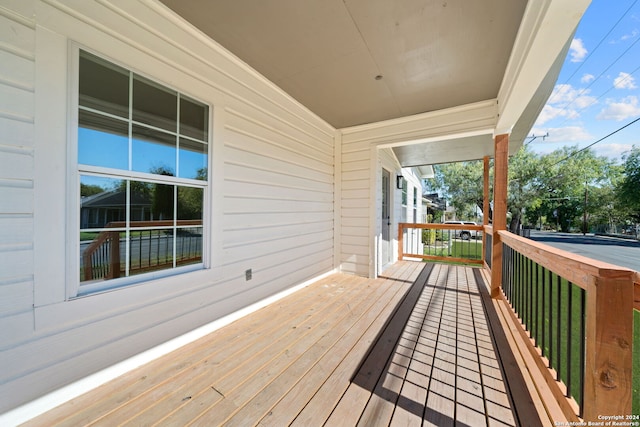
23,261,537,426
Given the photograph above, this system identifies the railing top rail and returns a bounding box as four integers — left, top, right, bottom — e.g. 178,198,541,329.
499,230,635,290
399,223,483,231
104,220,203,228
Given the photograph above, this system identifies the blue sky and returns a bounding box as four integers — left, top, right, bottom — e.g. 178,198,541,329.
530,0,640,162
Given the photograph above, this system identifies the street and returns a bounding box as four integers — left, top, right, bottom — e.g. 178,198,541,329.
529,230,640,272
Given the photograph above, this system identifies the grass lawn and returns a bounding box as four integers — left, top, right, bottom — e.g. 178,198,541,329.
634,309,640,415
423,239,482,265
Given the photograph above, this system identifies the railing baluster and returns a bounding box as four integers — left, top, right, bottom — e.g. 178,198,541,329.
567,281,573,398
541,265,546,359
556,273,561,382
548,269,553,370
531,261,540,346
579,288,586,417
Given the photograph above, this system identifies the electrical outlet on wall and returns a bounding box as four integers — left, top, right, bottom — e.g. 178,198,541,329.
245,269,252,281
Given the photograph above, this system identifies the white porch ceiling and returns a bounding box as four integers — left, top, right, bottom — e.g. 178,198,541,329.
158,0,587,166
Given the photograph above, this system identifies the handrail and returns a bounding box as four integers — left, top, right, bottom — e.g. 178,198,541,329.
497,230,635,422
499,230,635,289
398,223,484,265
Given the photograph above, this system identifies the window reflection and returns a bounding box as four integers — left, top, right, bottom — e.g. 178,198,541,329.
78,110,129,169
129,181,175,225
179,138,207,179
132,125,176,175
133,75,177,132
128,228,174,276
80,175,126,229
79,51,129,118
180,96,208,140
177,186,203,220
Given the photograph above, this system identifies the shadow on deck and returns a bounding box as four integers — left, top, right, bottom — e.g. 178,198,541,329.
23,261,540,426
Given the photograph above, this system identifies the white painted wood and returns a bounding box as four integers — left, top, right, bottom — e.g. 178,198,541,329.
0,1,35,330
496,0,590,135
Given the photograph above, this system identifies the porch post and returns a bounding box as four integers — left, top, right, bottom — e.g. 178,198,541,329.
491,134,508,298
483,156,490,226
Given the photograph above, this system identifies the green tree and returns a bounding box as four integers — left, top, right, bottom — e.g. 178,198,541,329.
616,146,640,223
80,183,105,197
534,146,615,232
424,160,486,221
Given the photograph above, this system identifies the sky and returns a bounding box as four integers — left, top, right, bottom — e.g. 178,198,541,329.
529,0,640,162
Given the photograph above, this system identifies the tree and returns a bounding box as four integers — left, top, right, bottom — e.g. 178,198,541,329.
423,160,486,221
533,146,615,232
616,146,640,223
80,183,105,197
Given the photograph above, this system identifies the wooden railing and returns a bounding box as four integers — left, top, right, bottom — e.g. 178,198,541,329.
498,230,635,422
483,224,493,270
398,223,484,265
82,220,203,282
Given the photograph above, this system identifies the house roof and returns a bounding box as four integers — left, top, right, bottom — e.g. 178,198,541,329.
158,0,589,165
81,189,152,209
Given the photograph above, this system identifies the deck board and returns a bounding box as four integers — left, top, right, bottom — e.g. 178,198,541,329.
23,261,538,427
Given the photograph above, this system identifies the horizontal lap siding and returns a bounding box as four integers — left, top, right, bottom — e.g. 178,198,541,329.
223,103,334,286
0,0,335,416
0,7,35,324
340,135,371,276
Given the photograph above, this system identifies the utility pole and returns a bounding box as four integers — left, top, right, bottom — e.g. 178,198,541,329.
583,176,588,236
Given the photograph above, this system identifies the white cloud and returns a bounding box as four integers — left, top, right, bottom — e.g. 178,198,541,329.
534,104,578,126
581,73,595,84
609,29,639,44
613,72,637,89
531,126,592,143
620,29,639,41
570,38,587,62
593,142,636,160
538,84,597,124
547,84,596,108
597,96,640,121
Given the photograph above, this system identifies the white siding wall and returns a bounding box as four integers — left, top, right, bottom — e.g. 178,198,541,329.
0,1,36,343
339,135,372,276
0,0,335,414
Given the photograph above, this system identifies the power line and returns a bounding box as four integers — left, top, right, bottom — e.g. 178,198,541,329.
551,0,639,95
553,32,640,116
541,0,640,128
550,115,640,167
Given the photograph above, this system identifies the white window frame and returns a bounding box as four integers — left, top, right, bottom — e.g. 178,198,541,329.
67,44,212,297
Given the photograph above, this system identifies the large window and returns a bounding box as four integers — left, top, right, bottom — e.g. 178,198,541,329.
77,50,209,290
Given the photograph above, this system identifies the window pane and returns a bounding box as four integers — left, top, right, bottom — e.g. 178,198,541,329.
129,181,174,227
128,228,174,276
80,230,125,283
132,125,176,175
179,138,207,180
180,96,208,140
78,110,129,169
79,50,129,118
177,186,203,221
176,227,203,266
133,75,177,132
80,175,126,229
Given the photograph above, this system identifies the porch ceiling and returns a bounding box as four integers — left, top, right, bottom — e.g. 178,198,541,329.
159,0,525,130
158,0,587,166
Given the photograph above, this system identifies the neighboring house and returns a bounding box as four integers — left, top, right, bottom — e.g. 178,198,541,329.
0,0,588,418
80,189,152,229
